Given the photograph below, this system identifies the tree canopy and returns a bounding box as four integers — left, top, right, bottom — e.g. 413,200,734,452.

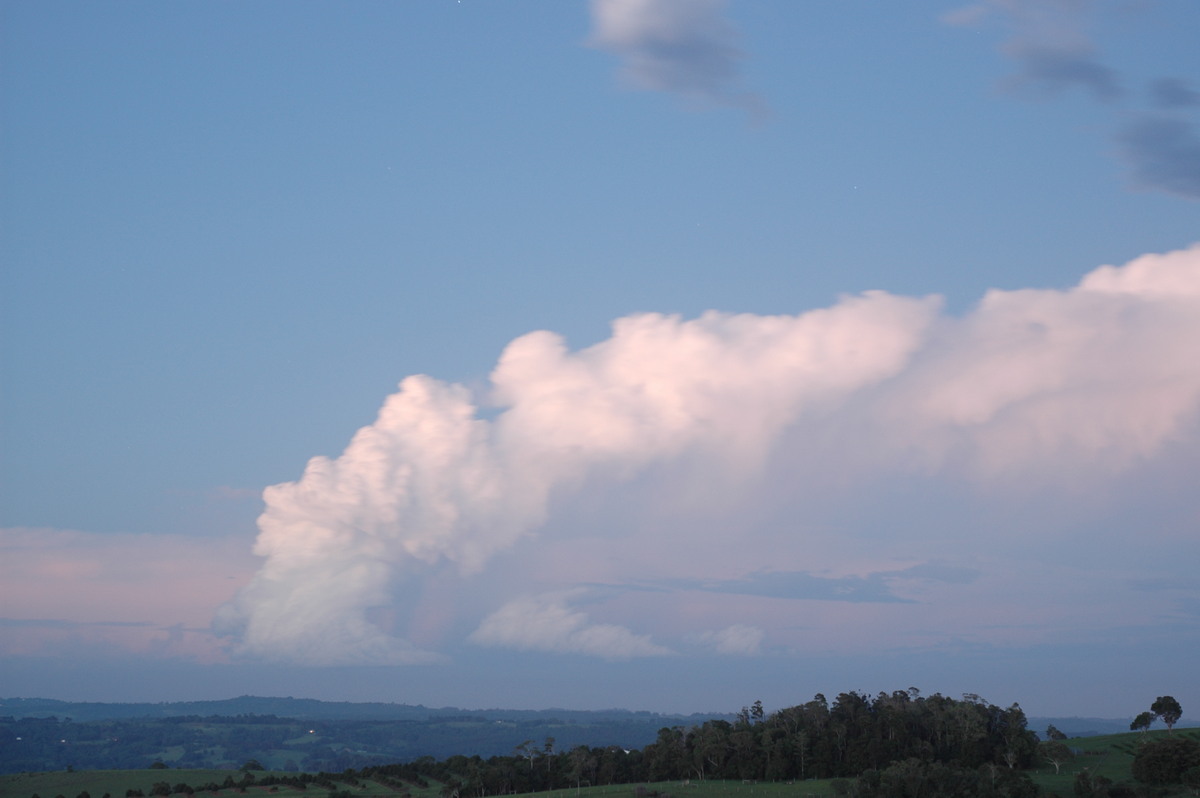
1151,695,1183,733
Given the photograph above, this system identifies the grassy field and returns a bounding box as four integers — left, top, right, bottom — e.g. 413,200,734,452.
4,728,1198,798
0,770,249,798
1025,727,1200,796
0,774,838,798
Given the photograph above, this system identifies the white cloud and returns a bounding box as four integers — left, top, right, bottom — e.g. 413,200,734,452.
218,243,1200,666
587,0,765,115
696,624,764,656
469,592,672,659
878,243,1200,476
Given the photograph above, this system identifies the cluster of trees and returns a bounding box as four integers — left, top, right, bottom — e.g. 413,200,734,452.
402,691,1041,798
1130,696,1183,735
643,692,1038,782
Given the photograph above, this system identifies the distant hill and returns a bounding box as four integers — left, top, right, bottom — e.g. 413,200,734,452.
4,696,1196,775
4,697,1193,735
0,695,719,724
0,697,732,774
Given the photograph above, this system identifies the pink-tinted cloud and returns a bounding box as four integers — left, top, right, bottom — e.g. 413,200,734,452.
694,624,764,656
216,243,1200,666
0,527,256,661
469,591,673,659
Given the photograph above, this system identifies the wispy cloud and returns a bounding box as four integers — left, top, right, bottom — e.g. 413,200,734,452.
944,0,1199,200
0,527,257,661
668,570,915,604
1149,78,1200,110
1000,41,1120,100
660,563,981,604
587,0,765,116
1118,116,1200,200
945,0,1119,100
0,617,152,629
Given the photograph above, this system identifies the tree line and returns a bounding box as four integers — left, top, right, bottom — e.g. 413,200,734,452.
407,690,1043,797
13,692,1197,798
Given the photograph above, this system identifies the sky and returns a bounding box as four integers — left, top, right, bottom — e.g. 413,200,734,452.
1,0,1198,721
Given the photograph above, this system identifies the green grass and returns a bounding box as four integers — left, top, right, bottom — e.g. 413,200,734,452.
527,782,838,798
1026,727,1200,797
0,770,406,798
6,730,1199,798
0,774,842,798
0,769,239,798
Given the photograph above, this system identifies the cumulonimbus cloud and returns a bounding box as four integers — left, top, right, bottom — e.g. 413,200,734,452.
587,0,765,115
217,243,1200,665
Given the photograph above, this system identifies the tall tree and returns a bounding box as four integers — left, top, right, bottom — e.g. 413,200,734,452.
1151,696,1183,734
1130,711,1154,734
1038,740,1072,775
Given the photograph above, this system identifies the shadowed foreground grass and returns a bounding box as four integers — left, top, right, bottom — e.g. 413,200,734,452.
6,729,1200,798
0,775,836,798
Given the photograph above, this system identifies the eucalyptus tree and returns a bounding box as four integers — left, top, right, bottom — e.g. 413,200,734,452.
1151,696,1183,734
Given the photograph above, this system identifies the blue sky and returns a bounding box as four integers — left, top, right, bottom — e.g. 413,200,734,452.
2,0,1198,719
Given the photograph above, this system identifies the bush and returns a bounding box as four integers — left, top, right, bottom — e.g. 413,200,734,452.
1072,770,1111,797
1131,736,1200,785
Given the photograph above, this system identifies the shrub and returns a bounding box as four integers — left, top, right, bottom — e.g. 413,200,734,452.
1072,770,1111,797
1131,736,1200,785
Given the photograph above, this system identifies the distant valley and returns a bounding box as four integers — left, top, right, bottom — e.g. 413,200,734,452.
1,695,1192,775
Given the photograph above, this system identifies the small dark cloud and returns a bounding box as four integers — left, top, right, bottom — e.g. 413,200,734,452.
666,570,909,604
1149,77,1200,109
946,2,1199,202
1118,116,1200,200
653,561,981,604
1003,43,1121,101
